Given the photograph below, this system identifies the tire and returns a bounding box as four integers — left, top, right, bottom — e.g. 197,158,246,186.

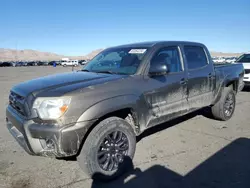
211,86,236,121
63,64,66,67
77,117,136,181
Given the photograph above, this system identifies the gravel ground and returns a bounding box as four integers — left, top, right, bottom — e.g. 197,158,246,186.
0,66,250,188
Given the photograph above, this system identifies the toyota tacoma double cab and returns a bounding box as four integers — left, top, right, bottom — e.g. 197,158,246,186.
6,41,244,180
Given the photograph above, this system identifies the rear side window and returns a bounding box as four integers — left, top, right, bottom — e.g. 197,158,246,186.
184,46,208,69
237,54,250,63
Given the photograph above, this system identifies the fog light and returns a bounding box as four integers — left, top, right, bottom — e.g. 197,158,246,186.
46,139,55,149
40,139,55,150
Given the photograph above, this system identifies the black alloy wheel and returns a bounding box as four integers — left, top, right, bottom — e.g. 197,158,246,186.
224,92,235,117
97,131,129,172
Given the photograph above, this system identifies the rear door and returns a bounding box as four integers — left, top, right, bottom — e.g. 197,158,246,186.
183,45,214,110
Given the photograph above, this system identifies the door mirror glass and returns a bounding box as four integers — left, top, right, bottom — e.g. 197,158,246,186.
149,63,168,76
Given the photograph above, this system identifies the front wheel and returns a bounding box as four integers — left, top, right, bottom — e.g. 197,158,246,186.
77,117,136,181
211,87,236,121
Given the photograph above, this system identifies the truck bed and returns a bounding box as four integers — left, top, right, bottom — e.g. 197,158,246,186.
214,62,237,67
214,62,245,91
214,62,243,72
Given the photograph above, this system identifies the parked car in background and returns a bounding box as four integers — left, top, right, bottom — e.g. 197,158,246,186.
27,61,37,66
37,61,49,66
213,57,226,63
0,62,5,67
61,59,69,65
48,61,61,66
225,57,237,63
16,62,28,66
0,62,16,67
79,60,88,65
62,60,79,67
10,62,16,67
37,61,42,66
235,53,250,86
48,61,55,66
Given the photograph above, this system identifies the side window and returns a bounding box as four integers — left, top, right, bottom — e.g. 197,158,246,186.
184,46,208,69
150,46,182,73
237,54,250,62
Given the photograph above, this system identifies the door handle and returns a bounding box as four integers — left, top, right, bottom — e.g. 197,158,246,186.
208,73,215,79
180,78,187,85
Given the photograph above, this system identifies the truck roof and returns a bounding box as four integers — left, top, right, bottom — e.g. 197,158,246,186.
111,41,204,49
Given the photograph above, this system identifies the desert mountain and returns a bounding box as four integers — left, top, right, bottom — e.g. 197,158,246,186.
0,48,65,61
0,48,243,62
0,48,104,62
210,51,242,58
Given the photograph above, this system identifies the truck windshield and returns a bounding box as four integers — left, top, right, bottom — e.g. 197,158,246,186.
236,54,250,63
82,47,148,75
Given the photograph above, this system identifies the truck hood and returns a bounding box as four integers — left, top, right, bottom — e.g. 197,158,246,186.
11,71,124,97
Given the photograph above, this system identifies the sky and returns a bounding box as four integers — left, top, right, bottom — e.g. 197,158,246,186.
0,0,249,56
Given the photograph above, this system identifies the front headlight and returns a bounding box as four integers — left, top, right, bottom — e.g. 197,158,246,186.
32,97,71,120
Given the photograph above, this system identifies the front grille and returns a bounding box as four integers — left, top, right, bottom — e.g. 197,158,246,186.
9,91,27,116
245,69,250,74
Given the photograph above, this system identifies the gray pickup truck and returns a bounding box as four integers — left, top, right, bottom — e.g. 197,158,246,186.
6,41,244,180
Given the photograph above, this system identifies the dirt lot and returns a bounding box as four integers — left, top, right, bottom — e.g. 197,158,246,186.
0,66,250,188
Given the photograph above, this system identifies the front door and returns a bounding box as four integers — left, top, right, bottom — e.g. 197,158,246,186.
144,46,188,127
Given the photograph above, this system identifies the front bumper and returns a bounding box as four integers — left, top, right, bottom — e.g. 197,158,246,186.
6,105,96,157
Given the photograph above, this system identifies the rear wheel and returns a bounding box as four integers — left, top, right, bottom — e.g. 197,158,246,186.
63,64,66,67
211,87,236,121
77,117,136,181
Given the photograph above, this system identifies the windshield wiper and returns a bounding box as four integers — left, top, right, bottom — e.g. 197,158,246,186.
81,70,128,75
80,69,90,72
95,70,115,74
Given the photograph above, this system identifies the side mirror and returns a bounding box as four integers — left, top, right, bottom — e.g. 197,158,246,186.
149,63,168,76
